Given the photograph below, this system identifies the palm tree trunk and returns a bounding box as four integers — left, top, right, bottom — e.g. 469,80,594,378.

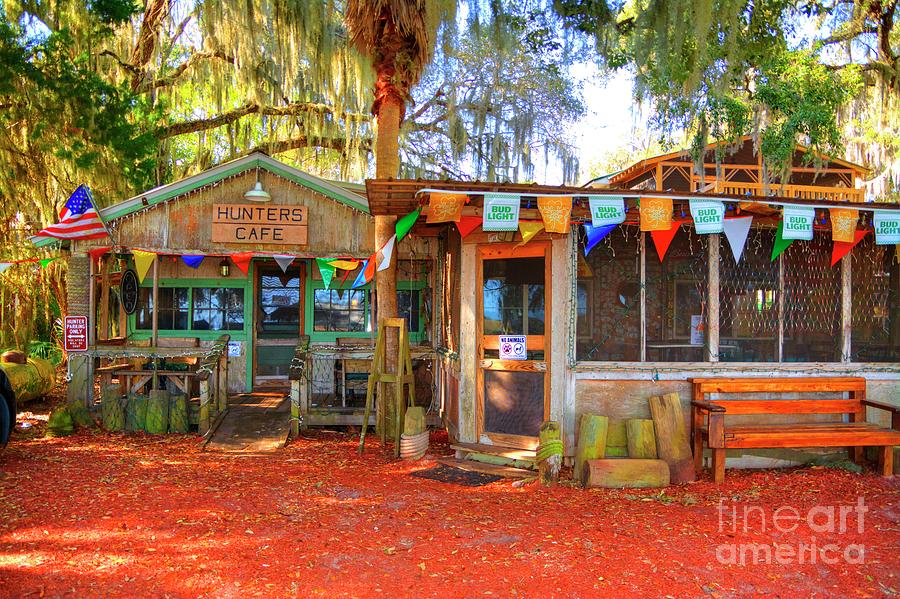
374,94,402,441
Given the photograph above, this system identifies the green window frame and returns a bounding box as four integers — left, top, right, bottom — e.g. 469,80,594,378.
131,280,249,336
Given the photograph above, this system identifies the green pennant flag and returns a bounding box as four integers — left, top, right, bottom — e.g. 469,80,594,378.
39,257,58,269
395,207,421,242
771,222,794,262
316,258,336,290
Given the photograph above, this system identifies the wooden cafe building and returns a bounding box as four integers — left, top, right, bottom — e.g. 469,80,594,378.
44,152,439,430
45,140,900,474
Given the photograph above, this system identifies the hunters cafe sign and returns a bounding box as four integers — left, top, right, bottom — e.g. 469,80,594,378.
212,204,308,245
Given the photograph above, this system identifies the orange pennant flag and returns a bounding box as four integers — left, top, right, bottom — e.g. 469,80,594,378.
830,208,859,243
640,197,673,231
426,192,467,223
831,230,869,266
649,220,683,261
537,196,572,234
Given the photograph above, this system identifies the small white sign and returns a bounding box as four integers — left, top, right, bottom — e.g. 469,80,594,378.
499,335,527,360
227,341,242,357
690,315,704,346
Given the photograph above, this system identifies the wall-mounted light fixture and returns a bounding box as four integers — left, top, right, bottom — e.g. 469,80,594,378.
219,258,231,278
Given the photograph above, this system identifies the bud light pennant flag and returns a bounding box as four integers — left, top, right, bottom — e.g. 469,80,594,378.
482,193,520,232
588,196,626,227
689,199,725,234
873,211,900,245
781,205,815,241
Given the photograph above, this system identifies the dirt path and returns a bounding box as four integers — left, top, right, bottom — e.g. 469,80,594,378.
0,429,897,597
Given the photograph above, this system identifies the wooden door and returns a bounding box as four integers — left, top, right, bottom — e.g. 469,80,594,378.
253,261,305,388
476,243,550,450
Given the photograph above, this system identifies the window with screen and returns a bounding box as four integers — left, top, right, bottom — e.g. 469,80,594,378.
259,274,300,331
313,289,368,332
192,288,245,331
136,287,188,330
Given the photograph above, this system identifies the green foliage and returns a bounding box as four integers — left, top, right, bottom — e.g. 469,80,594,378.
756,50,863,179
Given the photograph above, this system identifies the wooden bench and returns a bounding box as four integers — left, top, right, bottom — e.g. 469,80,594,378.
691,377,900,483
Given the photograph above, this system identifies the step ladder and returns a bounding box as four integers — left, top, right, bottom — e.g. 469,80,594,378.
358,318,415,457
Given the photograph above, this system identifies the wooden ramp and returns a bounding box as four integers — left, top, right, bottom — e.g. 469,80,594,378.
205,392,290,452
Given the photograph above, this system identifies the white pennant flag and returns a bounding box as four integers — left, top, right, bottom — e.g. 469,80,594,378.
273,254,294,273
723,216,753,263
376,234,396,272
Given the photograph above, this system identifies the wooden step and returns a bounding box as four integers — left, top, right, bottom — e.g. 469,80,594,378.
436,458,535,480
451,442,536,462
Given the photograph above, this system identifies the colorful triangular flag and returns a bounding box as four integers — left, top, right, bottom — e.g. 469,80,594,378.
771,222,794,262
396,207,421,241
537,196,572,234
376,235,396,272
426,193,467,223
132,249,156,284
456,216,481,239
517,222,543,247
39,257,58,269
231,251,253,275
327,259,359,271
352,258,375,288
640,197,673,231
316,258,336,289
650,221,682,261
583,223,617,256
830,208,858,244
87,246,111,265
831,229,869,267
723,216,753,264
181,255,204,269
274,254,295,273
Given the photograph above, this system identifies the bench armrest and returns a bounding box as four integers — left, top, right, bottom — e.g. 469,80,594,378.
691,400,726,413
861,399,900,415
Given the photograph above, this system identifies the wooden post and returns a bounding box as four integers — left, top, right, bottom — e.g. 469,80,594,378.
217,353,228,413
290,379,300,437
151,258,159,348
639,232,646,362
841,255,852,362
538,421,562,486
199,378,210,435
777,254,784,362
649,393,696,484
99,255,110,341
706,233,720,362
574,414,608,485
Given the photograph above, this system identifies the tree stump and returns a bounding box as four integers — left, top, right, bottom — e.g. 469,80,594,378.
649,393,696,483
538,421,562,486
605,419,628,457
575,414,608,485
626,418,658,459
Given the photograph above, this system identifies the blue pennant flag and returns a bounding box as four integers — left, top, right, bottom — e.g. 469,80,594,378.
181,255,205,269
583,223,617,256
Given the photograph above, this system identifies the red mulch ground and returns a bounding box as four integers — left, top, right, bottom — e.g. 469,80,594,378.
1,424,898,598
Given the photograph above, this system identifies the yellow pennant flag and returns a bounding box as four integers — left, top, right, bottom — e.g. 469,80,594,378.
830,208,858,243
537,196,572,234
640,197,673,231
327,259,359,271
517,221,544,247
426,192,467,223
132,250,156,283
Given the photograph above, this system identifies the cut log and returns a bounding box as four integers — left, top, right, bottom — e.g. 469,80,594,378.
0,356,55,402
538,421,562,486
168,394,189,433
575,414,608,484
146,389,170,434
583,459,670,489
605,419,628,457
101,384,124,432
649,393,696,483
626,418,658,459
403,406,426,436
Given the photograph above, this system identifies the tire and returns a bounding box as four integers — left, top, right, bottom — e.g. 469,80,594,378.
0,369,14,448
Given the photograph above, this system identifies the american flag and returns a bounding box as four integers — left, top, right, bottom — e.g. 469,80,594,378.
33,185,109,241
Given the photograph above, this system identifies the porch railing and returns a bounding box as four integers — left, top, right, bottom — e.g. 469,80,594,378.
197,334,231,435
